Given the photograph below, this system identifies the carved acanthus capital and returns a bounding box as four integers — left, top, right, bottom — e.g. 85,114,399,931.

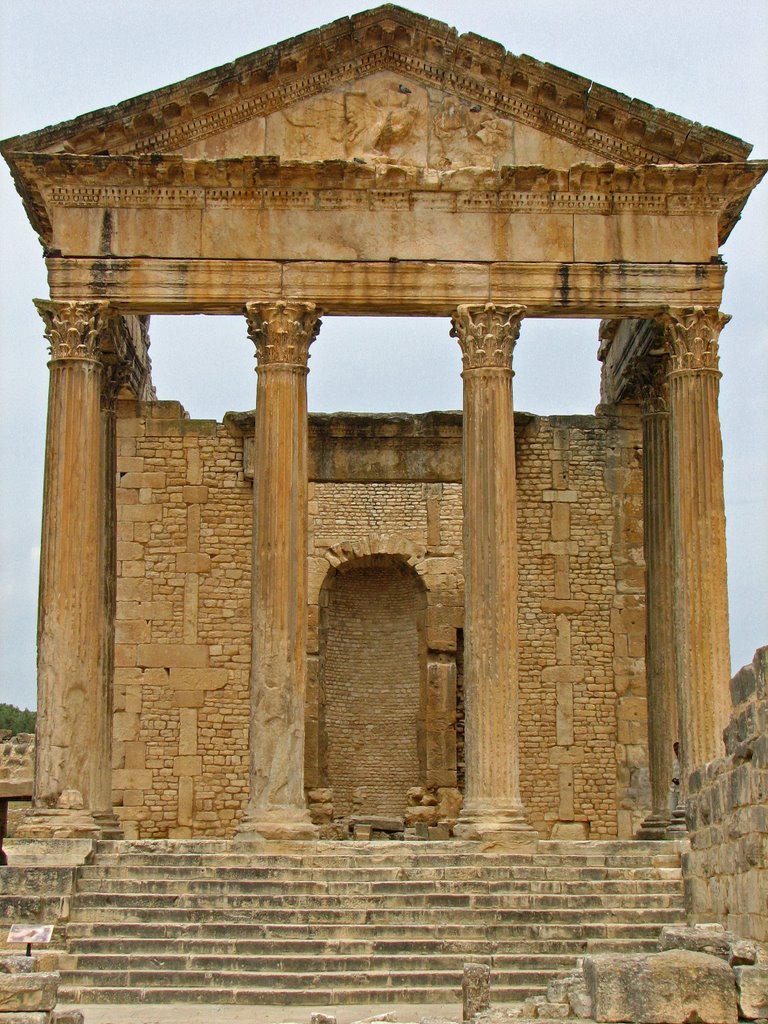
656,306,730,375
634,357,670,417
244,301,322,368
35,300,112,362
450,303,527,371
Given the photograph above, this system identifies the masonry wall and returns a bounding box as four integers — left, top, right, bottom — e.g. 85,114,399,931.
322,562,426,817
684,646,768,942
111,399,647,839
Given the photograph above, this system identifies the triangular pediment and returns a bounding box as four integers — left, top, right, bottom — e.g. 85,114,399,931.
171,69,603,171
2,5,751,169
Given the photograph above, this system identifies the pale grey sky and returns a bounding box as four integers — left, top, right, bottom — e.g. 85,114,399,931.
1,0,766,711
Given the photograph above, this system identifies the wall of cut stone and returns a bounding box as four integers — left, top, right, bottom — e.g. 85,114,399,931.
684,646,768,942
0,732,34,835
110,399,647,839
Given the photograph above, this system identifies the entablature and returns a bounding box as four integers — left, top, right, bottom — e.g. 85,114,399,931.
45,257,726,317
14,155,766,253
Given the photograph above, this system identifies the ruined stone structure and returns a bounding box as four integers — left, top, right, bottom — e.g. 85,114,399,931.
2,6,765,848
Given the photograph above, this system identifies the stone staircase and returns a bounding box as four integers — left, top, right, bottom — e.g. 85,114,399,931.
58,839,685,1006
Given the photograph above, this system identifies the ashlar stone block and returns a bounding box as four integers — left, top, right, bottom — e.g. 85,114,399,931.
0,972,59,1013
584,950,737,1024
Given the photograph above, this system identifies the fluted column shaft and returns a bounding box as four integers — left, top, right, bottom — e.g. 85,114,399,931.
19,301,116,837
637,360,678,834
450,304,535,843
660,307,731,795
236,301,321,842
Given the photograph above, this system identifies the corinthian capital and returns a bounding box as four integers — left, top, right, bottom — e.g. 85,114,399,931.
634,357,670,416
35,300,112,362
450,304,527,371
244,301,322,368
656,306,730,374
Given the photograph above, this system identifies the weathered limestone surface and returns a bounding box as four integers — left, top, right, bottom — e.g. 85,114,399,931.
0,972,59,1013
660,308,732,791
636,358,676,836
235,302,320,842
735,965,768,1020
107,403,644,839
450,304,535,844
462,961,491,1021
16,303,113,839
3,6,765,855
683,647,768,942
584,949,738,1024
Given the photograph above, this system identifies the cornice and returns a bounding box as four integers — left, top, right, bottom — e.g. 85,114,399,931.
14,154,766,248
1,5,751,172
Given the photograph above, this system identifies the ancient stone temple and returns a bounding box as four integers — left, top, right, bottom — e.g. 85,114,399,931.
2,5,765,850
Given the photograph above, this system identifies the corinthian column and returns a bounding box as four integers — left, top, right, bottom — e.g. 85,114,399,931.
235,301,321,842
658,307,731,799
450,303,536,844
636,357,678,838
17,301,116,838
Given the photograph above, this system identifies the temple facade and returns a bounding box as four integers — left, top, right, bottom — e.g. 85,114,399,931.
2,5,765,844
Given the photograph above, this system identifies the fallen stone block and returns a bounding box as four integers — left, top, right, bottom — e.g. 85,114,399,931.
351,1015,396,1024
310,1014,336,1024
658,923,733,960
0,956,35,974
463,961,491,1021
472,1009,527,1022
735,965,768,1020
730,938,759,966
0,971,59,1013
584,949,738,1023
51,1011,85,1024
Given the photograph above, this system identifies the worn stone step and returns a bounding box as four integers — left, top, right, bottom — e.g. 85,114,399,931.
68,950,574,972
65,914,680,936
87,854,680,873
73,873,684,896
60,839,685,1006
67,900,683,925
59,983,543,1005
63,933,660,958
88,839,681,867
66,884,684,909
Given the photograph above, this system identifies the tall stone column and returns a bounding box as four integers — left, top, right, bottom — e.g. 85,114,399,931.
636,357,678,838
94,354,125,838
17,301,116,838
658,307,731,802
450,303,536,844
236,301,321,842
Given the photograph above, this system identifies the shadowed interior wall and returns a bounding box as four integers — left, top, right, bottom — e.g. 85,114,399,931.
320,561,426,818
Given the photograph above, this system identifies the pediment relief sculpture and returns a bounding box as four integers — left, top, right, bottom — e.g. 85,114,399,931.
2,5,752,171
177,72,596,171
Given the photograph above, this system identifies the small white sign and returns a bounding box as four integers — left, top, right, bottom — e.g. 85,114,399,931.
6,924,54,944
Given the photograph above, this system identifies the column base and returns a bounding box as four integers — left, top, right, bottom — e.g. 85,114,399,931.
14,805,118,840
234,807,319,843
454,805,538,850
636,811,673,840
666,804,688,837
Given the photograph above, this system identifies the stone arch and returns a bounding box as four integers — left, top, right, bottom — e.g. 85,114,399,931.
312,551,428,821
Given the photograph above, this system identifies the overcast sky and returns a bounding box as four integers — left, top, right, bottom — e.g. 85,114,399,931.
1,0,766,712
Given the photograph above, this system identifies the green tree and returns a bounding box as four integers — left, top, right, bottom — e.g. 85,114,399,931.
0,704,36,735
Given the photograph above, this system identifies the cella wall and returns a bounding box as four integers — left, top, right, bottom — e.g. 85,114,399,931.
110,399,647,839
